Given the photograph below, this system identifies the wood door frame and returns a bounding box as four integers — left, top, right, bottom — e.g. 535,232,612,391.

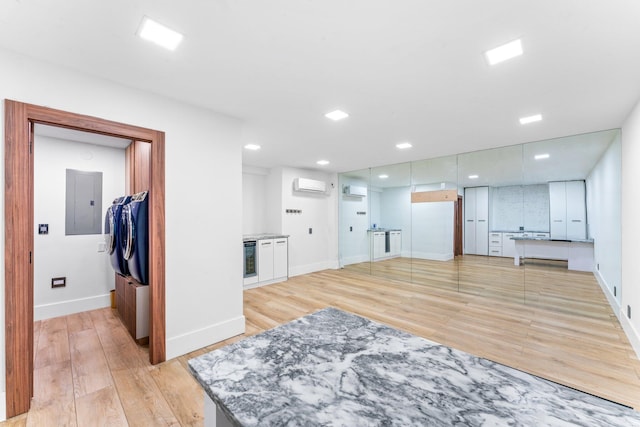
4,100,166,417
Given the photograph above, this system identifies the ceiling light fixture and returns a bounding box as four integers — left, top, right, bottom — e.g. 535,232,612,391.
244,144,261,150
534,153,550,160
468,175,479,179
485,38,523,65
396,142,412,149
378,174,389,179
325,110,349,121
519,114,543,125
316,160,330,166
137,16,184,51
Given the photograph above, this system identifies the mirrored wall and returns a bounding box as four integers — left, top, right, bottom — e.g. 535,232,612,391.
338,129,622,307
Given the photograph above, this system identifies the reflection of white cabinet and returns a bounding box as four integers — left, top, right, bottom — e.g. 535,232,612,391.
550,181,586,240
258,239,274,282
371,232,385,259
273,238,288,279
502,232,522,258
488,232,502,257
464,187,489,255
390,231,402,256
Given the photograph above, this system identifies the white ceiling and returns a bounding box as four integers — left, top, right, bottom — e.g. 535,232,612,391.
1,1,639,173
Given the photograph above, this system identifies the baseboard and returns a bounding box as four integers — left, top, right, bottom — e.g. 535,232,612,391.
341,254,369,266
411,251,454,262
166,315,246,360
620,310,640,359
594,269,621,314
34,293,111,321
0,391,5,422
289,261,335,277
243,277,287,290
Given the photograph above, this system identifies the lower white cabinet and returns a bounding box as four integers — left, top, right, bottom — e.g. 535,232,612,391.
273,238,288,279
370,230,402,260
390,231,402,256
371,232,386,259
502,232,522,258
258,239,274,282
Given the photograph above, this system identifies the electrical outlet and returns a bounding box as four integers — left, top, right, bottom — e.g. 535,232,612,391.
628,305,631,319
308,228,312,234
597,263,599,270
349,226,353,232
614,286,617,296
51,277,66,288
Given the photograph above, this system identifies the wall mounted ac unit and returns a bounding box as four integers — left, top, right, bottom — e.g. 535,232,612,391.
293,178,327,193
343,185,367,197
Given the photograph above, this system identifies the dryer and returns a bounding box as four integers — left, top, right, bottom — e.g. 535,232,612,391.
104,195,131,276
121,191,149,285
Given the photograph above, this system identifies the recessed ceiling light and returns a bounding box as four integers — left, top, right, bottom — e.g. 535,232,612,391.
244,144,261,151
396,142,412,150
534,153,550,160
137,16,184,51
485,39,523,65
378,174,389,179
316,160,330,166
325,110,349,121
468,175,479,179
519,114,543,125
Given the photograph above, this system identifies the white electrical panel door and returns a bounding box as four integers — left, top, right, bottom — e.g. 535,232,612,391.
475,187,489,255
565,181,587,240
549,181,567,240
258,239,274,282
273,238,288,279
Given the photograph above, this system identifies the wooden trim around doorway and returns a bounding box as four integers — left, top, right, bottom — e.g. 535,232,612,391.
4,100,166,418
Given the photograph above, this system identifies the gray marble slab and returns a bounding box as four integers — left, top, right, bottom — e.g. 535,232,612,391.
242,233,289,241
189,307,640,426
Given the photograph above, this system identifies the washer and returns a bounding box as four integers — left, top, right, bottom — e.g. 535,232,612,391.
104,195,131,276
121,191,149,285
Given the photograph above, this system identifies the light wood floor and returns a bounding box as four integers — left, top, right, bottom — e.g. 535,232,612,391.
3,257,640,425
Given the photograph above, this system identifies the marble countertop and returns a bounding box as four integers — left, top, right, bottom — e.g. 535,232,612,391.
242,233,289,241
512,236,594,243
188,307,640,426
367,228,401,232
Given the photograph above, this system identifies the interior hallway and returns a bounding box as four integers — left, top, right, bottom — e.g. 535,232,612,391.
2,259,640,425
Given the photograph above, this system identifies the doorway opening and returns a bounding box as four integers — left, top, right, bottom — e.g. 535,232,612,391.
4,100,166,418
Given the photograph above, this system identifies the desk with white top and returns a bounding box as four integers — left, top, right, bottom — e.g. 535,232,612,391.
512,237,594,272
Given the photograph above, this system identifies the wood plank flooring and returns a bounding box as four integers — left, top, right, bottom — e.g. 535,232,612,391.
2,257,640,425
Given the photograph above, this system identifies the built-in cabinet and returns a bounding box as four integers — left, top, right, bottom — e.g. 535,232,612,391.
369,230,402,260
115,274,149,344
549,181,586,240
464,187,489,255
247,237,288,287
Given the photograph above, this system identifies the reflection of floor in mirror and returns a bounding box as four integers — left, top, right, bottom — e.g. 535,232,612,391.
343,255,604,313
243,267,640,411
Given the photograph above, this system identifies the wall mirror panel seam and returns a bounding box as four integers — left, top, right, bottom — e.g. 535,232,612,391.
4,99,166,418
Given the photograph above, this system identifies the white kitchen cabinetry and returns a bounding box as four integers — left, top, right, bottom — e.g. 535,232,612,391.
502,232,522,258
371,231,386,259
488,232,502,257
550,181,586,240
390,231,402,257
273,238,289,279
258,239,274,282
464,187,489,255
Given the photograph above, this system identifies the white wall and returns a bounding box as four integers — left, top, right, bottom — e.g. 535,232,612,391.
277,168,339,276
412,201,454,260
380,187,412,257
0,47,245,417
621,97,640,357
587,133,621,310
242,166,268,235
34,136,126,320
338,176,370,265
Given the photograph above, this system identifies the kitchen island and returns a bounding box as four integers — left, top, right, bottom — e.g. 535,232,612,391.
512,236,594,271
188,307,639,426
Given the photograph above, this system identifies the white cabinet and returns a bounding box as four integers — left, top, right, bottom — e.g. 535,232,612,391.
464,187,489,255
502,232,522,258
371,231,386,259
390,231,402,256
258,239,274,282
550,181,586,240
488,232,502,257
273,238,288,279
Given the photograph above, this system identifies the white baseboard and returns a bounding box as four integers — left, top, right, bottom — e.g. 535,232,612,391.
166,315,246,360
620,310,640,360
34,293,111,321
341,254,369,266
243,276,287,290
289,261,335,277
411,251,454,262
594,269,621,314
0,391,5,422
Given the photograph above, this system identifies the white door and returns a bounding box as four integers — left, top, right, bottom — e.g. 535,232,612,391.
475,187,489,255
566,180,586,240
549,181,567,240
258,239,274,282
464,188,476,254
273,238,288,278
